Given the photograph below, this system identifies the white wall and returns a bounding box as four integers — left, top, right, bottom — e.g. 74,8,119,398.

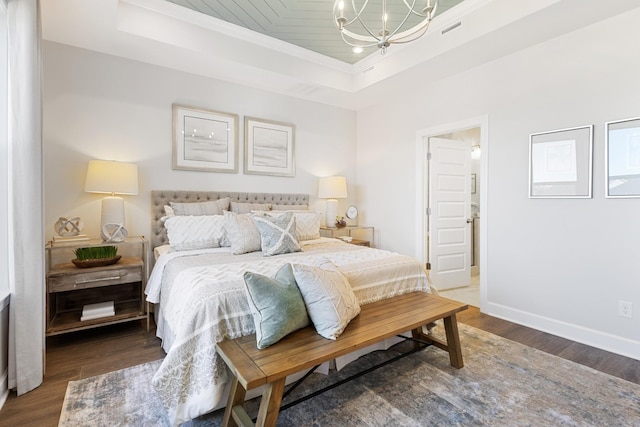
357,8,640,358
42,42,357,245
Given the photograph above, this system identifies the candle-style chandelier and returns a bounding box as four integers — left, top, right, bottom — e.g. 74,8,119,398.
333,0,438,54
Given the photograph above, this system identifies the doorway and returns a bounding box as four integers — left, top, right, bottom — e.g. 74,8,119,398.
415,116,488,309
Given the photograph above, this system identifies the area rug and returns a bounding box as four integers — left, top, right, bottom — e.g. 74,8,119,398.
59,324,640,426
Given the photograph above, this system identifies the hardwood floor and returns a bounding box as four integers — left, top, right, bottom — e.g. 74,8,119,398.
0,321,164,427
1,308,639,426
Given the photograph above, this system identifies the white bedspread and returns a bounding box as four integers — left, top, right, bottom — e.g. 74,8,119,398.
146,238,429,425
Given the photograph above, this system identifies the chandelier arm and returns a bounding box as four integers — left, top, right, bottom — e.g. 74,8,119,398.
386,0,421,41
388,1,438,43
340,32,378,49
350,0,383,42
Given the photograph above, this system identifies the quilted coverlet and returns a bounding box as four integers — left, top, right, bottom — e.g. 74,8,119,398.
145,238,429,425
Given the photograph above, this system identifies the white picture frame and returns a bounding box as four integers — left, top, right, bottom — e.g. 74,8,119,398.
244,117,295,177
605,117,640,198
529,125,593,198
172,104,239,173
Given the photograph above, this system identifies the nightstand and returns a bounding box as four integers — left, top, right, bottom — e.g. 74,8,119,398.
45,236,148,336
320,226,374,247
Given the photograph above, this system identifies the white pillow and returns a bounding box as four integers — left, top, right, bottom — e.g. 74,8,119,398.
170,198,230,216
164,215,225,251
230,201,272,214
253,212,301,256
292,258,361,340
224,211,262,255
291,212,321,241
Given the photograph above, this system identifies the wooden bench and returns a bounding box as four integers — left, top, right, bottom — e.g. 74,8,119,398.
216,292,468,427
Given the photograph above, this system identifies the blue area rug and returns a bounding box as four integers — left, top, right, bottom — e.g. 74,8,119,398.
59,323,640,426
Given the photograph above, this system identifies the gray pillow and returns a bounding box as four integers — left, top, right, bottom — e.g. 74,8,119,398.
170,198,230,215
253,212,301,256
243,264,310,349
223,211,262,255
292,258,360,340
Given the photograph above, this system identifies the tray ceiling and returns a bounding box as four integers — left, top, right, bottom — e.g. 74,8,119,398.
164,0,466,64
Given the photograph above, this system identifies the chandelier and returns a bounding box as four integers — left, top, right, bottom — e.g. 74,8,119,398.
333,0,438,54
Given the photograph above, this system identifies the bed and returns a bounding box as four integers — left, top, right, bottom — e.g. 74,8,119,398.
146,191,431,425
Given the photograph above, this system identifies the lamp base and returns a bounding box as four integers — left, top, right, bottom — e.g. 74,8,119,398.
325,199,338,228
100,196,128,242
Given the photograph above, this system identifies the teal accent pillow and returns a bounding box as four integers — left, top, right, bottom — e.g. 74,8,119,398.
243,264,310,349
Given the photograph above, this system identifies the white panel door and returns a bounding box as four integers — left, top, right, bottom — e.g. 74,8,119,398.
428,137,471,290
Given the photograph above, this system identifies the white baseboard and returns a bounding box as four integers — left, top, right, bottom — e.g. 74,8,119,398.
486,302,640,361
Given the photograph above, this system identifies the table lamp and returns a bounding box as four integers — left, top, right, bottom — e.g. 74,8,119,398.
318,176,347,228
84,160,139,242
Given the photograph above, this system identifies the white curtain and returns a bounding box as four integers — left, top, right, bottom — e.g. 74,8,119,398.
7,0,44,395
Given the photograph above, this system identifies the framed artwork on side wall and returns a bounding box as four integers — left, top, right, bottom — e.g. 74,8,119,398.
606,117,640,198
529,125,593,198
244,117,295,177
172,104,239,173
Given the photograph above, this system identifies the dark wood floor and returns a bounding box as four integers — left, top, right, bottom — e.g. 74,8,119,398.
1,307,639,426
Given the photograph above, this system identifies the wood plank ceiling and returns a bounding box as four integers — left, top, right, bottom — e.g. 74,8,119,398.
164,0,466,64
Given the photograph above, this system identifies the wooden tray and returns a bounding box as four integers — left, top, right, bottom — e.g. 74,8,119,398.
71,255,121,268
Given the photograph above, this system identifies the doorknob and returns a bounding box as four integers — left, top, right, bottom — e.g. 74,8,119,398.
466,218,472,223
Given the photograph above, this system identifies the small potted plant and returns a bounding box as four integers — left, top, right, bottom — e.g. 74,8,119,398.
72,246,121,268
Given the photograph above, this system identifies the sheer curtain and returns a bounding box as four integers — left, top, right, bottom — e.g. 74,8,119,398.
7,0,44,395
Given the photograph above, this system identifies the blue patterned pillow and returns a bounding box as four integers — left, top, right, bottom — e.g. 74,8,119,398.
243,264,310,349
253,212,301,256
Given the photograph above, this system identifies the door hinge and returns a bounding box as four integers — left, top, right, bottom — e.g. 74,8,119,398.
426,207,431,215
426,262,431,270
426,152,432,161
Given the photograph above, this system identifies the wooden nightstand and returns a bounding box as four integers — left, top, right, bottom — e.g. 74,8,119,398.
45,236,148,336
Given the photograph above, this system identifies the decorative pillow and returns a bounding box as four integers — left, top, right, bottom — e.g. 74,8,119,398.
243,264,310,349
164,215,225,251
292,258,360,340
253,212,301,256
223,211,262,255
231,201,272,214
254,211,321,241
170,198,230,216
164,205,175,217
290,212,321,241
271,204,308,211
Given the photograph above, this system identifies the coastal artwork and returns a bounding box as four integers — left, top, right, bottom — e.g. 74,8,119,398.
183,115,230,163
250,125,288,168
245,117,295,177
172,104,238,173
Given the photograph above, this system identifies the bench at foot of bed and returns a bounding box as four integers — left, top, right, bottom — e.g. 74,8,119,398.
216,291,468,427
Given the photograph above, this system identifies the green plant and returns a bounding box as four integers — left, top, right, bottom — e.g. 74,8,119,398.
73,246,118,260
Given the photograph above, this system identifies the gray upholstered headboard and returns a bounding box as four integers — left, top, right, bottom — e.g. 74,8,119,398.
150,190,309,250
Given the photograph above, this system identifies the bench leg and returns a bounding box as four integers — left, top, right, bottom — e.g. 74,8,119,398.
412,315,464,369
255,378,286,427
222,377,247,427
443,314,464,368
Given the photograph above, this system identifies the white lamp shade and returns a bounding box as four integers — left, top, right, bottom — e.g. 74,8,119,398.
318,176,347,199
319,176,347,228
84,160,139,195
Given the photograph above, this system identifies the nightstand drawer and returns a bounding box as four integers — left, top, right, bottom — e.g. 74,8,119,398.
48,266,142,292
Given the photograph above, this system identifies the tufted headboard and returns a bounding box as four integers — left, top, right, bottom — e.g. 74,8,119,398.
150,190,309,250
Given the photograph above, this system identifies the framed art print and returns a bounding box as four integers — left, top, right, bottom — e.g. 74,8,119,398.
606,117,640,198
172,104,238,173
529,125,593,198
244,117,295,177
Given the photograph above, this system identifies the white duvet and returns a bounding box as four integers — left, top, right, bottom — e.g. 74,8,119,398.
145,238,429,425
